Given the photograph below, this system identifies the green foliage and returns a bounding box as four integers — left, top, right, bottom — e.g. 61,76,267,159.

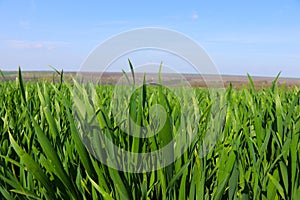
0,67,299,199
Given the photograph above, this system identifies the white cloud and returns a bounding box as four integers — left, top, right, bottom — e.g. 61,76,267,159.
19,20,30,29
191,13,199,20
5,40,67,50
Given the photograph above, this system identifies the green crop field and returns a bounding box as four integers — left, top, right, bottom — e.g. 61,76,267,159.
0,67,300,199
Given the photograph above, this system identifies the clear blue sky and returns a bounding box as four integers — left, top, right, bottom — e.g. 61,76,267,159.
0,0,300,77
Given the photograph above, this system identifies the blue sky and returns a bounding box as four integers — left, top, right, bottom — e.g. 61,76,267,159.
0,0,300,77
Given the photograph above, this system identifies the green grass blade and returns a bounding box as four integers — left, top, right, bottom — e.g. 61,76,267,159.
268,172,285,199
8,133,55,199
64,99,97,179
87,174,114,200
31,118,78,198
247,73,255,91
0,185,14,200
271,71,281,92
18,66,27,104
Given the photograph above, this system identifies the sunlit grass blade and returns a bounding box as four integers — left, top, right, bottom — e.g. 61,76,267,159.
87,173,114,200
268,172,285,199
8,133,55,199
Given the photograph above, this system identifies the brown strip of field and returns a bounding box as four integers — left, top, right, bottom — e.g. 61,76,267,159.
1,71,300,89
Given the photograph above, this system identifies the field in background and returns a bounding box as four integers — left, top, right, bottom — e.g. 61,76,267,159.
1,71,300,88
0,69,300,199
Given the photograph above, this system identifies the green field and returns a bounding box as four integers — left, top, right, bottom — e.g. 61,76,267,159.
0,68,300,199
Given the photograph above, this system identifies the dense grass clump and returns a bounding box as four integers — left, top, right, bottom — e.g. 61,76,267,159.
0,69,300,199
